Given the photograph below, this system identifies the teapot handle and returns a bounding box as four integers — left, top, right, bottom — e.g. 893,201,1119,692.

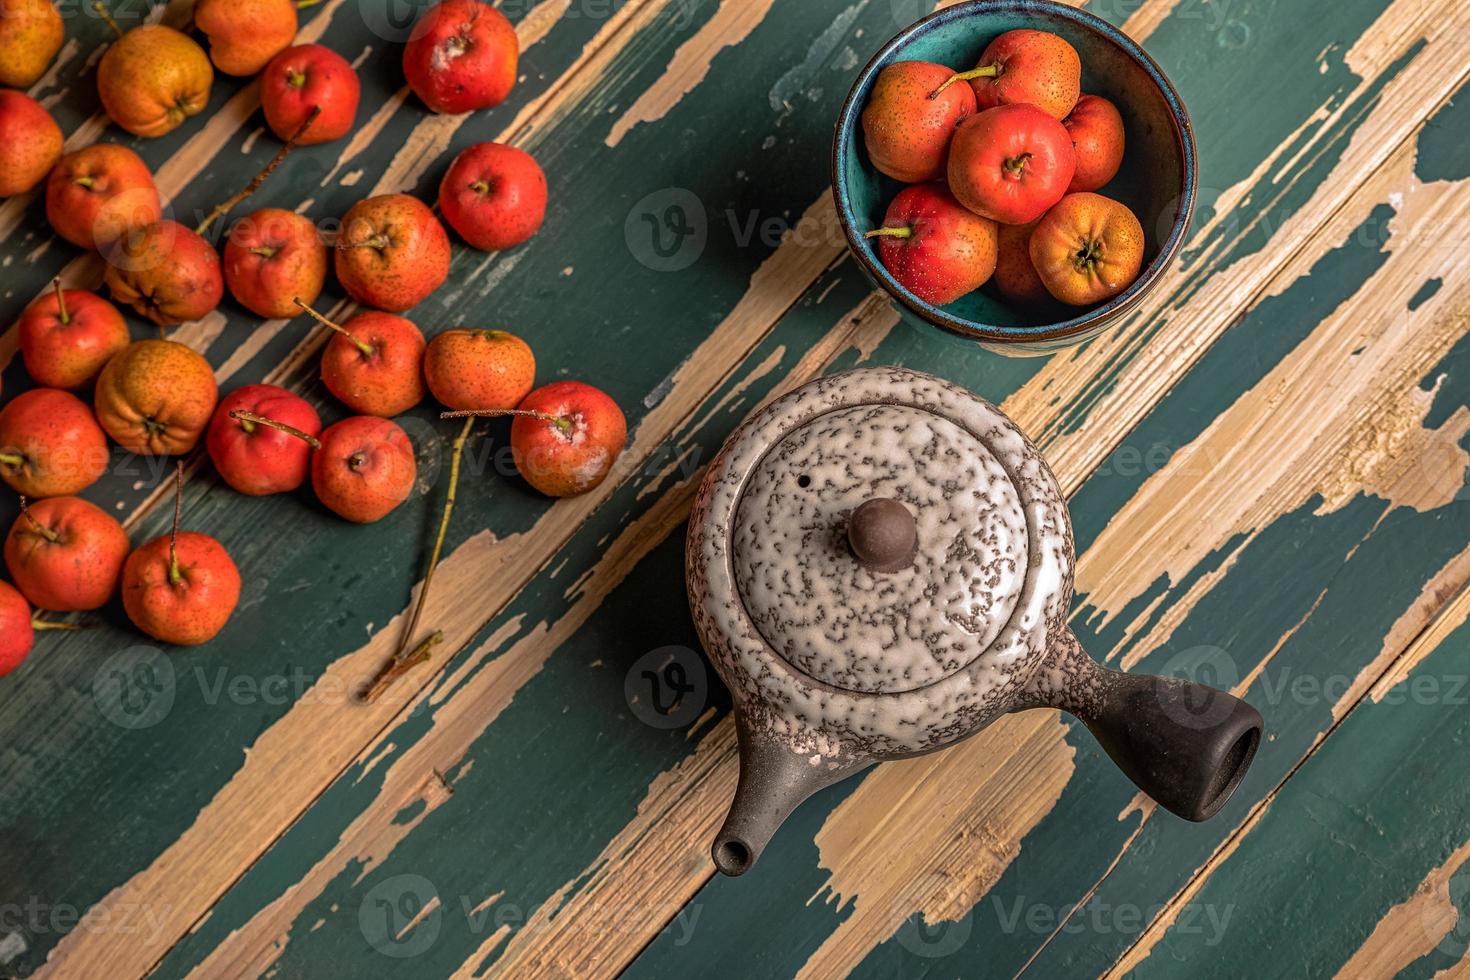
1020,628,1263,822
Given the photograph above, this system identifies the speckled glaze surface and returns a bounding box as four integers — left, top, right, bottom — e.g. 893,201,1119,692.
687,366,1072,759
732,403,1030,695
689,367,1264,876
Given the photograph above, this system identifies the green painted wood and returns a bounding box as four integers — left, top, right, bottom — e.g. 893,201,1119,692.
627,219,1467,979
131,4,1470,980
0,0,692,973
2,0,1037,975
1005,87,1470,980
1,0,1463,978
144,257,876,980
1120,621,1470,978
639,187,1469,980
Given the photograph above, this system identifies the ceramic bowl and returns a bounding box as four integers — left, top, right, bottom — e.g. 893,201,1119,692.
832,0,1196,354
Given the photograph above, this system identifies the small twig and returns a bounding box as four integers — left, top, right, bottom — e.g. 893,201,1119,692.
32,620,90,632
92,1,123,38
396,417,474,662
195,105,322,237
18,496,59,543
293,297,374,357
361,631,443,704
168,461,184,586
52,278,69,324
229,410,322,449
929,63,999,100
439,408,572,430
334,234,390,252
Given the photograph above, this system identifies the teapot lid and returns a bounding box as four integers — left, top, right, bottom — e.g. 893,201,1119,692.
688,367,1072,737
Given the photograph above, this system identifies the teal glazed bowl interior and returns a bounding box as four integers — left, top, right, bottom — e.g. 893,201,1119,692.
832,0,1196,353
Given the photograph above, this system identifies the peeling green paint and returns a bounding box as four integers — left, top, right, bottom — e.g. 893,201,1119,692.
1409,277,1444,312
1415,81,1470,184
0,0,1464,976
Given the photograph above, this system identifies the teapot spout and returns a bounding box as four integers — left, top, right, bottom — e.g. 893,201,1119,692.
713,719,868,876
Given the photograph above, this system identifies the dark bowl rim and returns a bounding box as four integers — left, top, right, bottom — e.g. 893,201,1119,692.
830,0,1198,344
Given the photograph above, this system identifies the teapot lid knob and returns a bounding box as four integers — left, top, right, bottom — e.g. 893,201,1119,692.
847,497,917,573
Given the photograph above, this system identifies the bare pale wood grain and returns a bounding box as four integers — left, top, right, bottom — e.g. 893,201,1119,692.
18,0,1463,974
1086,126,1470,979
434,16,1470,975
26,3,756,977
26,3,883,975
1333,833,1470,978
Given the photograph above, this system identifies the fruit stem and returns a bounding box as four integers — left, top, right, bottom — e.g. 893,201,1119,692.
0,453,23,467
1003,152,1032,175
228,410,322,449
362,630,443,704
336,233,391,251
395,415,474,666
52,278,69,324
1072,237,1103,270
32,620,89,632
168,461,183,587
91,1,124,39
930,63,1000,99
292,297,375,358
864,226,914,240
18,496,59,544
194,105,322,237
439,408,574,432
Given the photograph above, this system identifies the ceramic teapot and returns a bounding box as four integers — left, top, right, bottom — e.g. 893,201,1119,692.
686,366,1262,876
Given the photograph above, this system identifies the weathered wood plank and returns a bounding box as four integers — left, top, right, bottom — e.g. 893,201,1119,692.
0,0,744,975
1063,85,1470,979
623,163,1470,980
117,1,1470,977
147,270,898,980
608,3,1470,975
3,1,1463,978
0,1,924,977
1112,590,1470,978
617,28,1470,980
975,77,1470,979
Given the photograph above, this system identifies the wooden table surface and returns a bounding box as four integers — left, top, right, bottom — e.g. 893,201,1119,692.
2,0,1468,976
